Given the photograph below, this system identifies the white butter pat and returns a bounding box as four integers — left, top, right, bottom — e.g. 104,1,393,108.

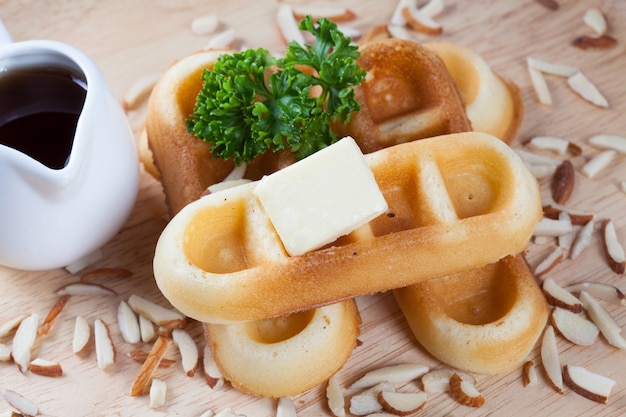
253,136,388,256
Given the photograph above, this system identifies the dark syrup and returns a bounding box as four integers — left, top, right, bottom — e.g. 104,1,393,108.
0,65,87,169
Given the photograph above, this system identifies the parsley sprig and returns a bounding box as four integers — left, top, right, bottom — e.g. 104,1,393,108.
187,16,366,165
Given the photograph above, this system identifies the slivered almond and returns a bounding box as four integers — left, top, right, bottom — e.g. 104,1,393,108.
349,382,395,416
534,216,573,237
583,8,607,35
527,57,578,77
567,71,608,108
172,328,198,377
601,219,626,274
421,369,475,394
55,282,117,296
541,325,563,393
80,267,132,282
390,0,411,26
582,150,616,178
3,389,38,417
12,313,38,373
326,374,345,417
570,218,595,259
139,314,156,343
149,379,167,409
551,307,599,346
386,25,416,41
514,149,562,166
557,213,574,251
94,319,116,369
589,134,626,154
449,373,484,407
402,6,442,35
64,248,102,274
130,335,170,396
551,160,575,205
0,343,10,361
420,0,445,18
543,204,593,226
542,277,583,313
563,365,616,403
528,66,552,105
118,300,141,344
72,315,90,354
350,363,429,389
277,4,304,46
191,14,220,35
276,396,297,417
128,349,175,368
292,5,356,22
38,295,71,336
205,28,236,50
534,247,565,278
203,345,224,389
572,34,617,50
127,294,186,328
122,73,161,111
28,358,63,377
0,313,29,339
522,361,538,387
378,390,427,415
565,282,626,306
579,291,626,349
527,136,577,155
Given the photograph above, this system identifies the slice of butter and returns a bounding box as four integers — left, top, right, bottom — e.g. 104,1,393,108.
253,136,388,256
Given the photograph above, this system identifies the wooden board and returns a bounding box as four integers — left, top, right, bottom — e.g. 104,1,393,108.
1,1,626,416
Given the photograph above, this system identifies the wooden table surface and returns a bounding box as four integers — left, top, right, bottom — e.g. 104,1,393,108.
1,1,626,416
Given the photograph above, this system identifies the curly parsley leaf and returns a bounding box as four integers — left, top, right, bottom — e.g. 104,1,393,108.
186,16,366,165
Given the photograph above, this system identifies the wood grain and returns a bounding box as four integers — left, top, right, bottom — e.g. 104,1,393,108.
1,1,626,416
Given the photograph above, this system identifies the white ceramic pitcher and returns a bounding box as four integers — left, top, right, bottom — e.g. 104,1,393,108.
0,20,139,270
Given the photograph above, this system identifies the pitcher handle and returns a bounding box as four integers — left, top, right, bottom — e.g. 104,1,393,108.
0,19,13,45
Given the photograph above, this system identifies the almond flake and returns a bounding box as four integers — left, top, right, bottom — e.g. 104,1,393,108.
514,149,562,167
349,382,395,416
28,357,63,377
528,66,552,105
522,361,538,387
72,315,90,354
534,246,565,277
149,379,167,409
276,396,297,417
449,373,484,407
139,314,156,343
565,282,626,306
601,219,626,274
583,8,607,35
12,313,38,373
127,294,186,328
526,57,578,77
38,294,71,336
0,313,29,339
551,307,599,346
80,267,133,282
563,365,616,403
202,344,224,389
3,389,38,417
534,216,573,237
191,14,220,35
402,6,442,35
122,73,161,111
94,319,116,369
541,325,563,393
542,277,583,313
130,335,170,396
582,150,616,178
350,363,429,389
420,369,475,394
542,204,593,226
589,134,626,154
378,390,427,415
172,328,198,377
326,374,345,417
55,282,117,297
570,218,595,259
0,343,11,362
118,300,141,344
579,291,626,349
277,4,304,46
567,71,608,108
527,136,570,155
128,349,175,368
64,248,102,274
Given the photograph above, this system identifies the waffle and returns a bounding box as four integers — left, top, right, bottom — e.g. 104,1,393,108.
153,131,542,324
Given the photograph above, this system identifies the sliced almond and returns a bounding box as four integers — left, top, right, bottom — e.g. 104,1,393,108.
139,314,156,343
551,160,575,205
522,361,538,387
541,325,563,393
528,66,552,105
401,6,442,35
127,294,186,329
0,313,29,339
202,345,224,389
534,246,565,278
526,57,578,77
583,8,607,35
191,14,220,35
72,315,90,354
28,357,63,377
121,73,161,111
38,294,71,336
514,149,562,166
378,390,427,416
94,318,116,369
276,4,304,46
80,267,133,282
350,363,429,389
12,313,38,373
572,34,617,50
0,343,10,361
420,369,475,394
276,396,297,417
582,150,616,178
565,282,626,306
579,291,626,349
64,248,102,274
570,218,596,259
349,382,395,416
557,213,575,251
149,379,167,409
292,5,356,22
601,219,626,274
205,28,236,50
542,204,593,226
118,300,141,344
3,389,38,417
326,374,345,417
55,282,117,297
589,134,626,154
172,328,199,377
542,277,583,313
551,307,599,346
526,136,570,155
130,335,170,397
449,373,485,407
128,349,175,368
563,364,616,403
567,71,609,108
533,217,573,237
